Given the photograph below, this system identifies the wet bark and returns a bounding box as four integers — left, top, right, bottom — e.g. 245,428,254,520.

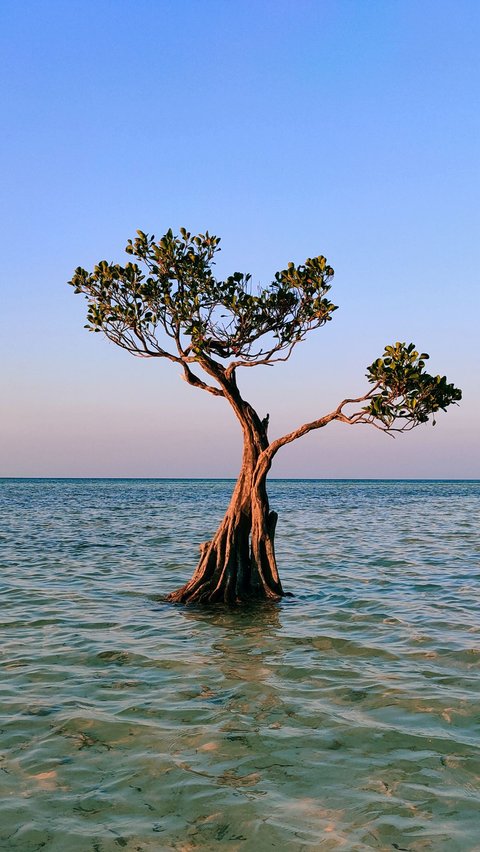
166,368,283,604
165,459,282,604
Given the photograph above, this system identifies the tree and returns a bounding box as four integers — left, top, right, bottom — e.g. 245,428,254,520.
70,228,461,604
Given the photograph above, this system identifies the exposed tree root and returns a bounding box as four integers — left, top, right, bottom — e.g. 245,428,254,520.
166,480,284,604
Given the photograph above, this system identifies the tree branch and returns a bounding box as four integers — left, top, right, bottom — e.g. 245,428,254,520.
253,386,382,482
225,338,300,378
181,364,224,397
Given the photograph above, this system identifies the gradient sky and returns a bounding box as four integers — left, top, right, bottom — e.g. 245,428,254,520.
1,0,478,478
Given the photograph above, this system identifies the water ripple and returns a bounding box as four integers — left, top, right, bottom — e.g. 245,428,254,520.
0,478,479,850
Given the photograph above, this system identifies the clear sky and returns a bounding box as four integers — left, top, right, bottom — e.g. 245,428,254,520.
1,0,478,478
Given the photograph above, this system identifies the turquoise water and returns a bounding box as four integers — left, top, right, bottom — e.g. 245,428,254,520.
1,479,479,851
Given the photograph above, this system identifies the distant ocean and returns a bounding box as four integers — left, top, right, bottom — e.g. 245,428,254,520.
1,479,479,850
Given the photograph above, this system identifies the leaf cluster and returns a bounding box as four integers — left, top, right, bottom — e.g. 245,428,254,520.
364,343,462,430
69,228,336,365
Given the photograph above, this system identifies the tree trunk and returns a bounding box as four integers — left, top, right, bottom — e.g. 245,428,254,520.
166,432,283,605
165,365,284,605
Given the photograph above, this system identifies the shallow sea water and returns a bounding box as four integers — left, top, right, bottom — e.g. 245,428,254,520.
1,478,479,851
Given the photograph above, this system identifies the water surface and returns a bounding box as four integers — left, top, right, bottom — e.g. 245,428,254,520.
1,479,479,850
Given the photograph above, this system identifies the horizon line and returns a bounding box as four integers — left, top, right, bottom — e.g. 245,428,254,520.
1,476,479,483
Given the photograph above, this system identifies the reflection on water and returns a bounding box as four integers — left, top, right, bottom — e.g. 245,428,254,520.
0,479,479,850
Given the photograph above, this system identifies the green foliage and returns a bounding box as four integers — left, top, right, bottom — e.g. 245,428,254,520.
69,229,461,435
69,228,336,362
364,342,462,430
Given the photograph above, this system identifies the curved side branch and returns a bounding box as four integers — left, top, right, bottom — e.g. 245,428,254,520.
181,364,224,397
253,387,381,483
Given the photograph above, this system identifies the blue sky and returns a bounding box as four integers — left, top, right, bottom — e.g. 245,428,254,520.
1,0,478,477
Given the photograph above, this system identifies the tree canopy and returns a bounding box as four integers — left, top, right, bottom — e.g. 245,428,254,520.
70,228,461,434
